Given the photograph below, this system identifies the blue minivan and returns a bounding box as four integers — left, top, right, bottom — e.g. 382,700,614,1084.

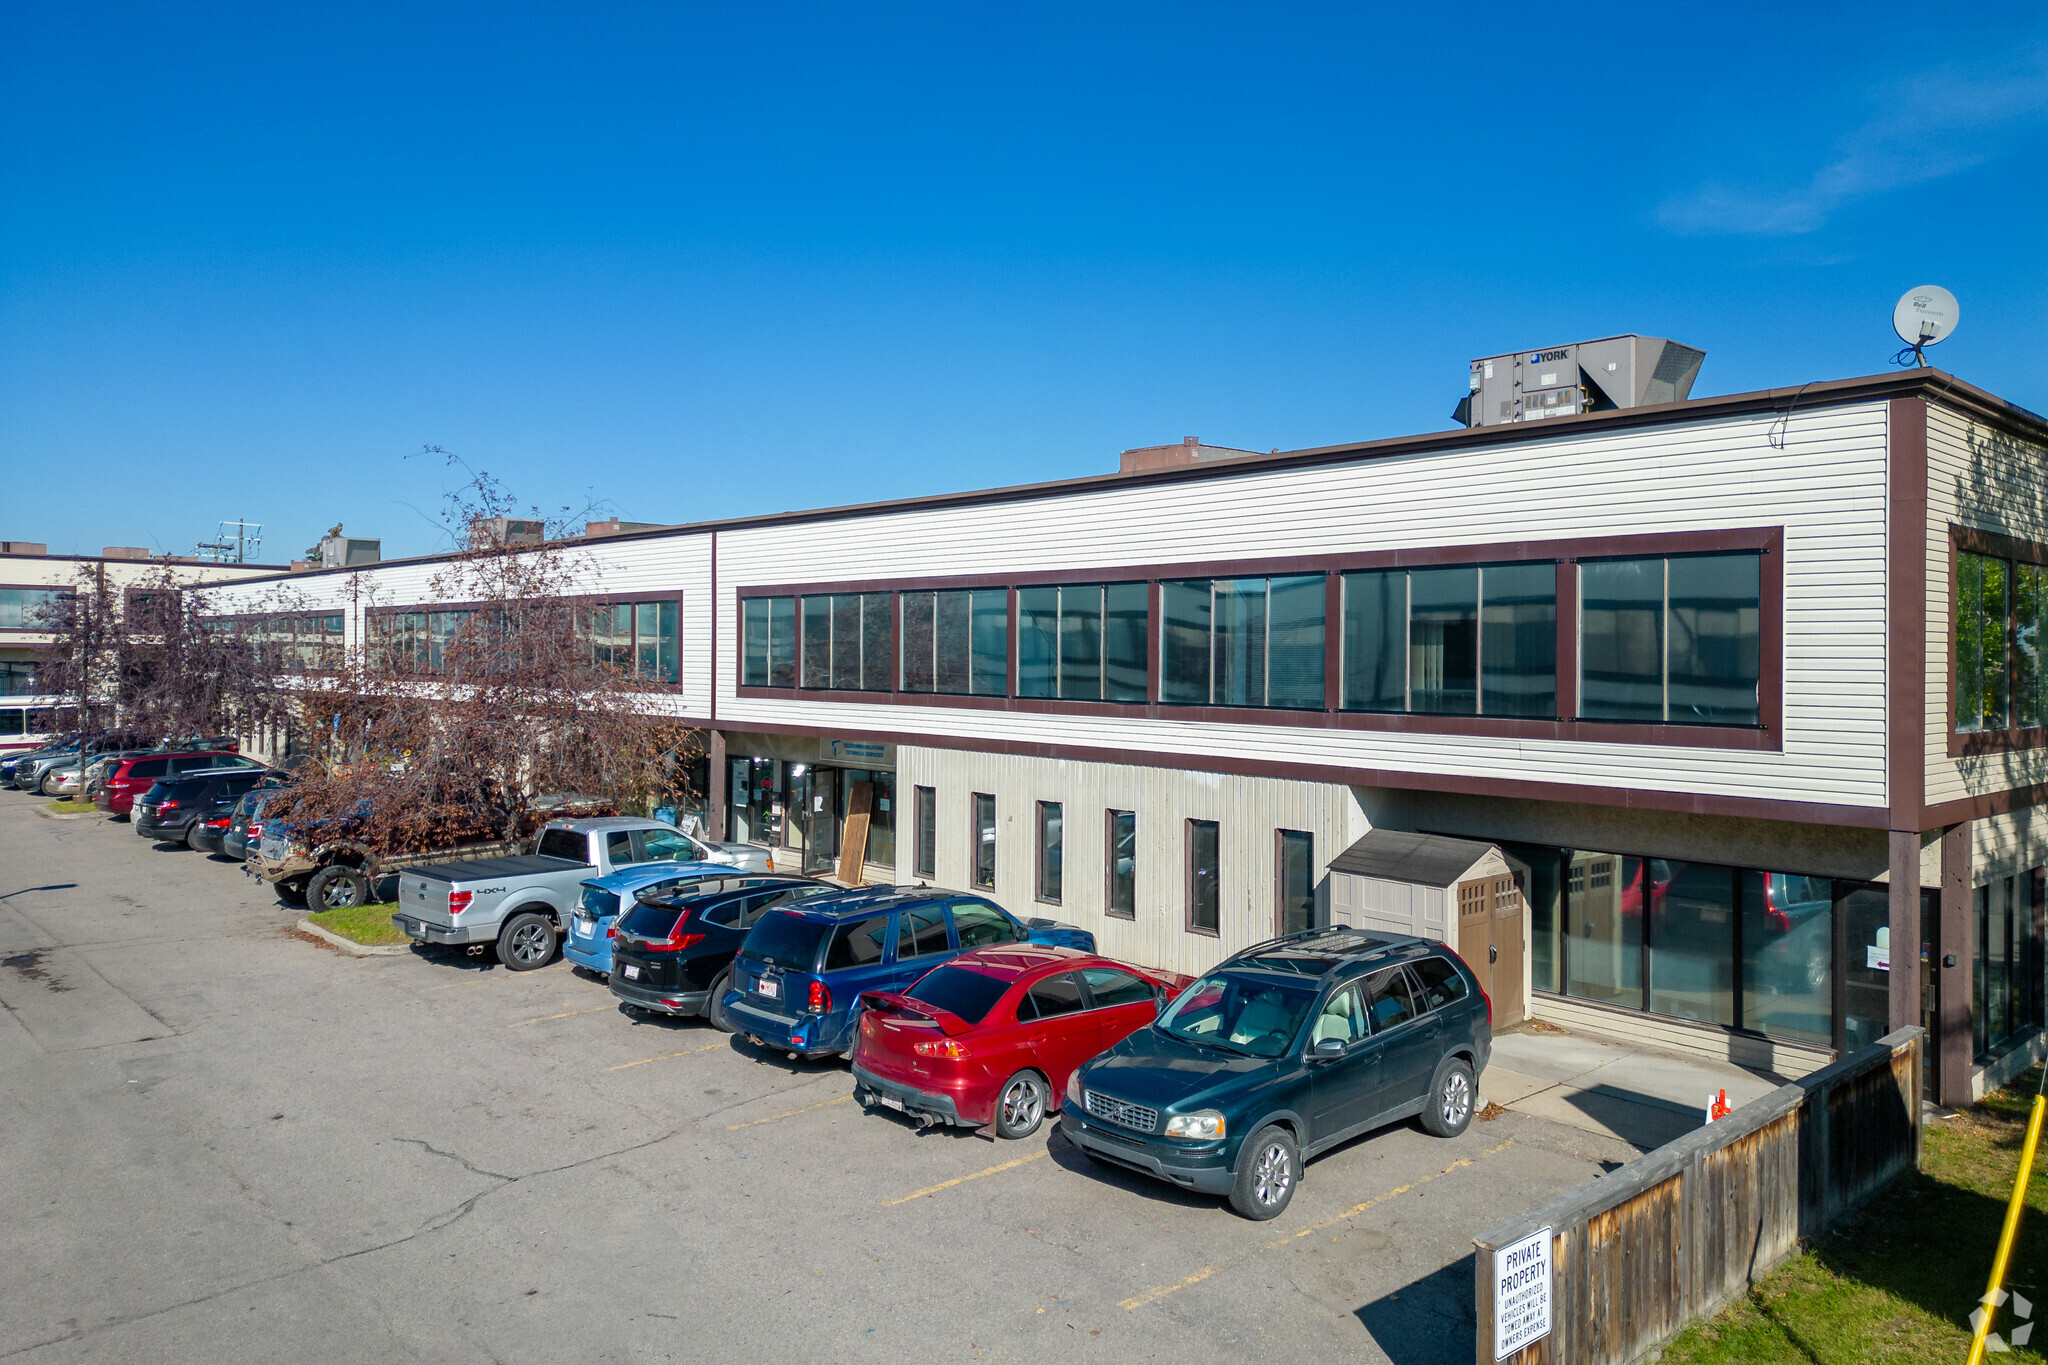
563,862,733,976
721,888,1094,1058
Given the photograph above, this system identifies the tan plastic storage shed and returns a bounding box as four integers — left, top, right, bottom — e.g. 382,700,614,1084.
1326,830,1528,1027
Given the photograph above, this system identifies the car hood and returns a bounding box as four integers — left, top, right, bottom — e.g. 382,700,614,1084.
1078,1026,1277,1112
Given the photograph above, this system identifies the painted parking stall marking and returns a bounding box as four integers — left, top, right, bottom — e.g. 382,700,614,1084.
727,1093,854,1130
883,1149,1049,1206
507,1004,615,1028
1118,1139,1516,1311
604,1041,725,1071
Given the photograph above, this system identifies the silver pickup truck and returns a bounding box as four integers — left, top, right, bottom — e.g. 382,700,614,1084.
391,817,772,969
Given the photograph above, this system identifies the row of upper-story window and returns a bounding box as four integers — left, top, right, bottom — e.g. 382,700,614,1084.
195,600,681,682
1957,547,2048,735
739,550,1764,727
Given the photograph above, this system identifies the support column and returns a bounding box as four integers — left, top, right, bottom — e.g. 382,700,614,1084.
707,729,727,842
1939,822,1974,1107
1888,829,1922,1031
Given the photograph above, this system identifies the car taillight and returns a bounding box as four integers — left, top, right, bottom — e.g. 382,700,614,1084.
645,932,705,953
807,980,830,1015
448,891,473,916
159,800,179,811
247,822,263,837
914,1039,969,1060
1478,981,1493,1026
205,817,231,828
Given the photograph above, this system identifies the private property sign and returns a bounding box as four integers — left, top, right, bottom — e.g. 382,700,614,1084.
1492,1226,1552,1359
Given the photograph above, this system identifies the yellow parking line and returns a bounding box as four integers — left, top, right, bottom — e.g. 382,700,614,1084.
1117,1139,1515,1310
883,1149,1049,1206
727,1094,855,1130
508,1005,613,1028
604,1041,726,1071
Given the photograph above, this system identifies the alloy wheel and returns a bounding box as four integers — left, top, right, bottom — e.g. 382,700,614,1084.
1000,1077,1043,1132
322,880,362,910
1252,1141,1293,1207
1442,1070,1472,1127
510,922,550,964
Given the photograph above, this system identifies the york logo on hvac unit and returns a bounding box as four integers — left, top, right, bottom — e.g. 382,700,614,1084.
1530,349,1570,364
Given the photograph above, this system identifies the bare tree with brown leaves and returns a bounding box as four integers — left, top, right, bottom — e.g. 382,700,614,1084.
268,462,701,856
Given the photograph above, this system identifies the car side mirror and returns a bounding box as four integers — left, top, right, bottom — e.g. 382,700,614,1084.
1312,1038,1346,1059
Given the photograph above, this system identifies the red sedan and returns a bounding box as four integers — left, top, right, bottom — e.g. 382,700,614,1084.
851,944,1192,1140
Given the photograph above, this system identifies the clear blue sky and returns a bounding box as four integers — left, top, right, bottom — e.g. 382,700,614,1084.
4,4,2044,561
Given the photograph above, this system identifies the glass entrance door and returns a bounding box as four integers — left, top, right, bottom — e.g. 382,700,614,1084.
1836,883,1892,1053
803,766,841,874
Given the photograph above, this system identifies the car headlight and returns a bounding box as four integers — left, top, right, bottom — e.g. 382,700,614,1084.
1164,1110,1226,1140
1066,1072,1084,1107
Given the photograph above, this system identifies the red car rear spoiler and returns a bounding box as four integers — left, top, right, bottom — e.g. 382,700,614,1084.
859,990,974,1036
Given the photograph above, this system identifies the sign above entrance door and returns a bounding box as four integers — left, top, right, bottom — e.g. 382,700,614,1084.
828,739,894,767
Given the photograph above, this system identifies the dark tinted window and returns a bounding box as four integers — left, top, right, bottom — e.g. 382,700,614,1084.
823,915,891,971
1410,956,1469,1011
745,884,836,925
1020,973,1084,1020
537,829,589,862
129,758,169,778
746,913,831,970
952,902,1021,949
905,966,1011,1025
618,900,685,939
699,896,744,928
605,831,634,865
1363,966,1419,1032
1081,968,1153,1009
896,904,951,959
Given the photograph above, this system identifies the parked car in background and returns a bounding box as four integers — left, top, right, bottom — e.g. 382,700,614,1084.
722,889,1096,1060
134,768,276,849
387,817,768,969
97,750,256,816
222,773,292,860
852,945,1192,1139
0,736,75,784
563,862,742,977
1061,929,1492,1220
609,875,835,1022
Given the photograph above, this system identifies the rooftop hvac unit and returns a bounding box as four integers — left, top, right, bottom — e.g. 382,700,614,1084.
319,536,381,568
1453,335,1704,428
469,517,547,550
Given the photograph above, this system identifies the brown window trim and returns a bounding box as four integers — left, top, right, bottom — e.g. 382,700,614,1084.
732,527,1783,752
1034,800,1062,906
1185,818,1220,938
1104,808,1136,920
970,791,996,891
1274,828,1313,937
1949,524,2048,756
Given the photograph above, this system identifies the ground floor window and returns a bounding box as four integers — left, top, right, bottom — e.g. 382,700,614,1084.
1106,810,1136,918
1187,819,1220,934
1977,871,2045,1059
914,786,936,879
1036,801,1063,903
1276,830,1314,934
972,793,996,889
1513,841,1918,1053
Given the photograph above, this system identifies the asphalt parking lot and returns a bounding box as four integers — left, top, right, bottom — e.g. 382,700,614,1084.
0,794,1640,1364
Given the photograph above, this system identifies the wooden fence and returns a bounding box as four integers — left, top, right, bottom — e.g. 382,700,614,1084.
1473,1026,1923,1364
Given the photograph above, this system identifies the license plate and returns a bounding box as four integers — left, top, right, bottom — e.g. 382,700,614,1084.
623,965,640,979
759,976,779,999
573,918,592,938
875,1092,904,1111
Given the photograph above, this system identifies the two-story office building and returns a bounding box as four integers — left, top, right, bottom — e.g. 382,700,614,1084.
200,366,2048,1105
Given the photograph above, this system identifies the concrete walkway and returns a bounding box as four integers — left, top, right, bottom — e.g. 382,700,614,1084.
1481,1025,1788,1152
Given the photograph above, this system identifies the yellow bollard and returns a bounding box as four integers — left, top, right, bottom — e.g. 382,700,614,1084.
1967,1081,2048,1365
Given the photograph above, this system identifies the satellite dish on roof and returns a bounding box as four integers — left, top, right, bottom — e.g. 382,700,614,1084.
1892,285,1959,365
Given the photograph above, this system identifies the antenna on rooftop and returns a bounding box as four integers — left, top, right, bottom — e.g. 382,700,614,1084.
195,519,263,564
1892,285,1959,368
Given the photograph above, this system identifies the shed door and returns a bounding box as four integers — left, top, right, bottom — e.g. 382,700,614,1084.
1455,874,1526,1028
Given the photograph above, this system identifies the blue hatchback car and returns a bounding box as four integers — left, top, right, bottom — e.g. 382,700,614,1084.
563,862,734,976
722,888,1094,1059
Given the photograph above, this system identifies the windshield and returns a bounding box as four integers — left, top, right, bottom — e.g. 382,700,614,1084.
745,912,831,971
904,966,1011,1025
1155,973,1318,1058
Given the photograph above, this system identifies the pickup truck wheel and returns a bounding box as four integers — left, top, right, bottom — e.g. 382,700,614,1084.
707,969,736,1033
498,912,557,971
307,865,371,912
276,878,309,908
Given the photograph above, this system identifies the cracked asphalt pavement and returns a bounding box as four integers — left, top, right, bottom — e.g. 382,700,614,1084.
0,794,1637,1363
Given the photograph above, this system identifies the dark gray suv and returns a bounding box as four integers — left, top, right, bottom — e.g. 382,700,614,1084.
1060,929,1492,1219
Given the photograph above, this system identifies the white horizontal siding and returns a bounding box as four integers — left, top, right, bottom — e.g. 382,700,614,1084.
897,746,1369,979
1926,403,2048,807
721,403,1893,809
